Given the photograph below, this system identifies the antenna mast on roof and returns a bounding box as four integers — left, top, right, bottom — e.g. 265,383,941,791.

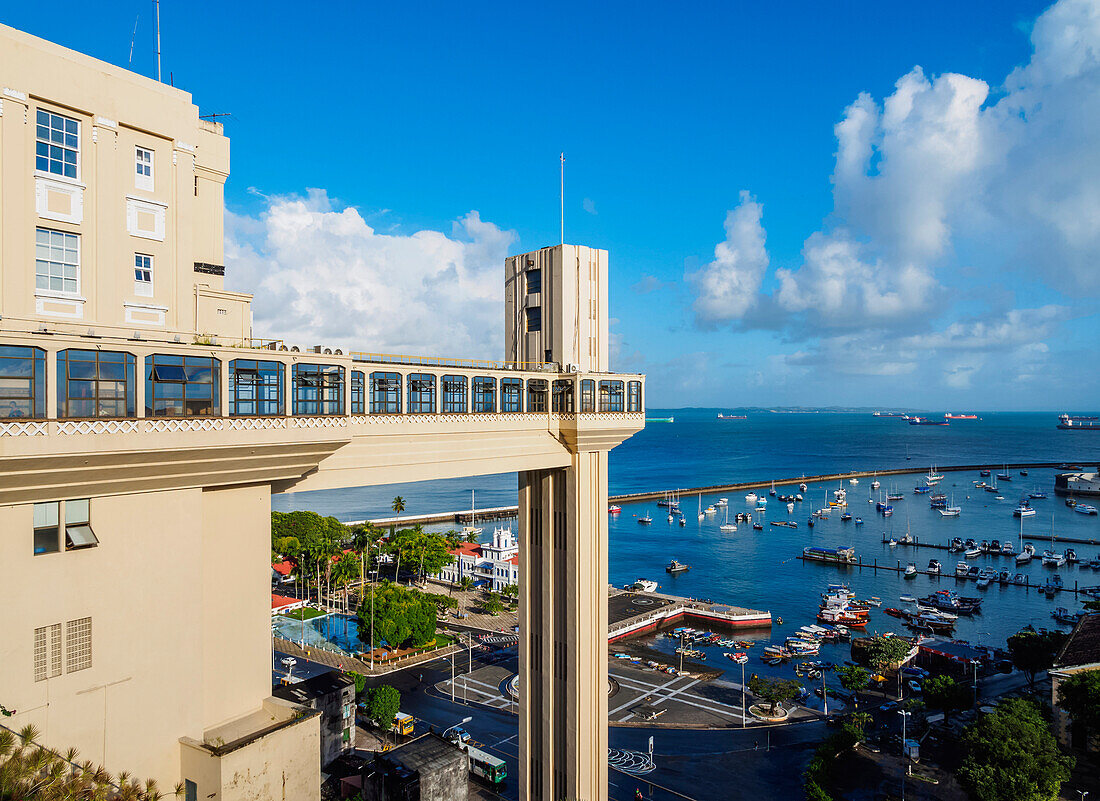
128,15,139,65
154,0,162,81
560,152,565,246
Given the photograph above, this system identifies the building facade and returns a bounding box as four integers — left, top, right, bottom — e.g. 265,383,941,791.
0,25,643,801
434,527,519,592
271,671,356,768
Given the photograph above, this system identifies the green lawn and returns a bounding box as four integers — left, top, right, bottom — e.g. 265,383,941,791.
279,606,327,621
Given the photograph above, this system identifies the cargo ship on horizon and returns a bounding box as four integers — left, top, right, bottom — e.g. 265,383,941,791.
1058,414,1100,431
909,416,949,426
945,413,979,420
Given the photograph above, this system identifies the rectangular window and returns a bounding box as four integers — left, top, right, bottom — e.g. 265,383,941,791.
65,499,98,551
229,360,284,416
0,345,47,419
369,372,401,414
525,307,541,333
350,371,365,414
525,269,541,295
627,380,642,413
134,254,153,297
551,379,574,412
58,349,137,418
65,617,92,674
35,109,79,179
292,363,344,415
33,501,60,555
35,228,79,294
500,378,522,413
473,376,495,413
580,379,595,413
527,379,548,413
135,146,154,191
147,355,220,416
599,380,624,412
442,375,467,413
184,780,197,801
33,623,62,681
407,373,436,414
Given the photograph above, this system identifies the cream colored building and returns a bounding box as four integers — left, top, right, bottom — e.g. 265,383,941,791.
0,24,642,801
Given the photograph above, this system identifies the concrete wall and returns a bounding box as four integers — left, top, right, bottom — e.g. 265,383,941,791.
0,22,246,341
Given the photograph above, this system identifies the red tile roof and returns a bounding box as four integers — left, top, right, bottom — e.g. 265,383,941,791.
271,593,300,610
272,560,293,576
450,542,482,558
1055,613,1100,668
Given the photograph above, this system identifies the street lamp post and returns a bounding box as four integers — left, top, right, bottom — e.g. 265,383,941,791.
679,632,685,673
369,569,378,671
442,715,473,742
740,658,746,728
970,659,980,708
898,710,912,776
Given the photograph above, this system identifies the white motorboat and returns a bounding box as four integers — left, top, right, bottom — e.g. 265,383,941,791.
799,483,808,493
638,513,653,525
705,505,717,515
720,507,737,533
786,502,795,513
698,494,705,521
1042,550,1067,567
744,493,757,504
955,562,969,576
849,478,859,486
1014,501,1036,518
629,579,658,592
904,564,917,577
716,497,728,507
964,548,982,558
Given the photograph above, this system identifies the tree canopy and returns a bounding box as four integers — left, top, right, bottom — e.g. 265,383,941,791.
1007,627,1067,688
923,674,971,723
862,635,912,672
835,666,870,697
1056,669,1100,733
364,685,401,731
748,675,802,715
957,698,1073,801
356,581,439,649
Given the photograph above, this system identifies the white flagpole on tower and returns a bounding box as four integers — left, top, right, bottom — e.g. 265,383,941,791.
560,152,565,245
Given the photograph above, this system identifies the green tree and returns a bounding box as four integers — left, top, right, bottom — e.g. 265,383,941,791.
835,666,870,708
364,685,401,732
1056,669,1100,735
400,526,454,583
0,724,177,800
1007,627,1067,689
347,672,368,698
748,675,802,715
351,523,383,595
356,581,438,649
501,583,519,600
923,674,970,724
331,552,361,612
863,635,912,673
957,698,1073,801
483,594,505,616
849,711,872,733
458,576,474,592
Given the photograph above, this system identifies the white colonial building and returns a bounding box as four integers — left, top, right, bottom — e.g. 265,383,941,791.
436,526,519,592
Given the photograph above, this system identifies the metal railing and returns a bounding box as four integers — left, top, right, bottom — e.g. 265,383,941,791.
350,352,553,371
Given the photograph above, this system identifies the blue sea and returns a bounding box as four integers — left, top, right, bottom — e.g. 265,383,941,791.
274,409,1100,699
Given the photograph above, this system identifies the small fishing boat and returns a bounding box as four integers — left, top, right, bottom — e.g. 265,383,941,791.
1011,573,1028,584
904,564,917,578
1052,607,1083,625
979,469,991,477
1014,500,1036,518
799,483,808,493
770,481,777,496
743,493,756,504
927,559,941,574
717,497,729,507
678,516,686,527
787,502,795,513
752,522,763,531
964,548,982,558
899,593,917,602
955,562,969,576
638,513,652,525
608,505,622,514
854,517,863,525
1029,491,1047,499
666,559,689,574
1001,541,1016,556
841,512,852,521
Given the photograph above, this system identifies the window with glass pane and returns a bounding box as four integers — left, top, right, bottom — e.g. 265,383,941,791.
442,375,467,413
500,378,522,412
229,359,284,416
134,253,153,297
35,228,79,294
64,498,97,551
33,502,59,555
35,109,79,178
350,371,365,414
527,379,548,413
473,377,495,413
135,146,153,191
292,363,344,415
147,354,220,416
0,346,46,419
57,350,136,418
551,379,574,412
407,373,436,414
627,381,642,412
525,307,541,332
580,379,595,413
526,269,541,294
370,372,401,414
599,380,624,412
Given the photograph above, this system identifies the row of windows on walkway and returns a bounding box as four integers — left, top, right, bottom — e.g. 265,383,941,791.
0,346,642,418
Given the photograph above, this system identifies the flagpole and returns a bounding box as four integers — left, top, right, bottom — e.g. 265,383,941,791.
560,152,565,245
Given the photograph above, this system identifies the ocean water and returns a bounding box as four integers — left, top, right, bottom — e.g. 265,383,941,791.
273,409,1100,693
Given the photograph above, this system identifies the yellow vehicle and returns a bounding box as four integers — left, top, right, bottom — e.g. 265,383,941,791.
391,712,415,736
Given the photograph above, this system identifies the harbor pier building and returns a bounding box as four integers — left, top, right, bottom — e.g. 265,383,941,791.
0,23,642,801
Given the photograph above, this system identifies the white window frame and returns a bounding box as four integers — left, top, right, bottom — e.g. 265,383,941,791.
135,146,154,192
35,228,80,296
35,109,80,180
134,253,153,297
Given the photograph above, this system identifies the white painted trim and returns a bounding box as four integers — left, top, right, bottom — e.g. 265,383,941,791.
122,301,169,312
175,141,195,153
124,194,169,209
35,295,84,320
35,289,87,302
94,116,117,128
35,176,84,224
3,87,26,101
33,170,86,190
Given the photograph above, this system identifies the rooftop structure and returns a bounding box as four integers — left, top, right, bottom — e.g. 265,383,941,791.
435,527,518,591
359,733,469,801
1051,613,1100,750
0,24,643,801
271,671,356,767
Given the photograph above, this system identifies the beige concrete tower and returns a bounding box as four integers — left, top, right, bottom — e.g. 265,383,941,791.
510,244,619,801
505,244,608,370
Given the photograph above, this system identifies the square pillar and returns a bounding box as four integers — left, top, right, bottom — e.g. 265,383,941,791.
519,450,609,801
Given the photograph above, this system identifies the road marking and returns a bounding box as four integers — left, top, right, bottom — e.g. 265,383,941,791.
492,734,517,748
612,675,748,720
609,674,688,715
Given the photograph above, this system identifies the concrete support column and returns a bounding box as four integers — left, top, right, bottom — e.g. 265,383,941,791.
45,348,58,419
519,450,609,801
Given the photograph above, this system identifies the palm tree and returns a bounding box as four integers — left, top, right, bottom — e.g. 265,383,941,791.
351,524,381,599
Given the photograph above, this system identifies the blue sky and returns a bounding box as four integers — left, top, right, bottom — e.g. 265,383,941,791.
6,0,1098,410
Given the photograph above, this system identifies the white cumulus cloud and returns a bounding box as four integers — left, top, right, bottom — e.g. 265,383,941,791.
224,190,516,359
687,191,769,325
